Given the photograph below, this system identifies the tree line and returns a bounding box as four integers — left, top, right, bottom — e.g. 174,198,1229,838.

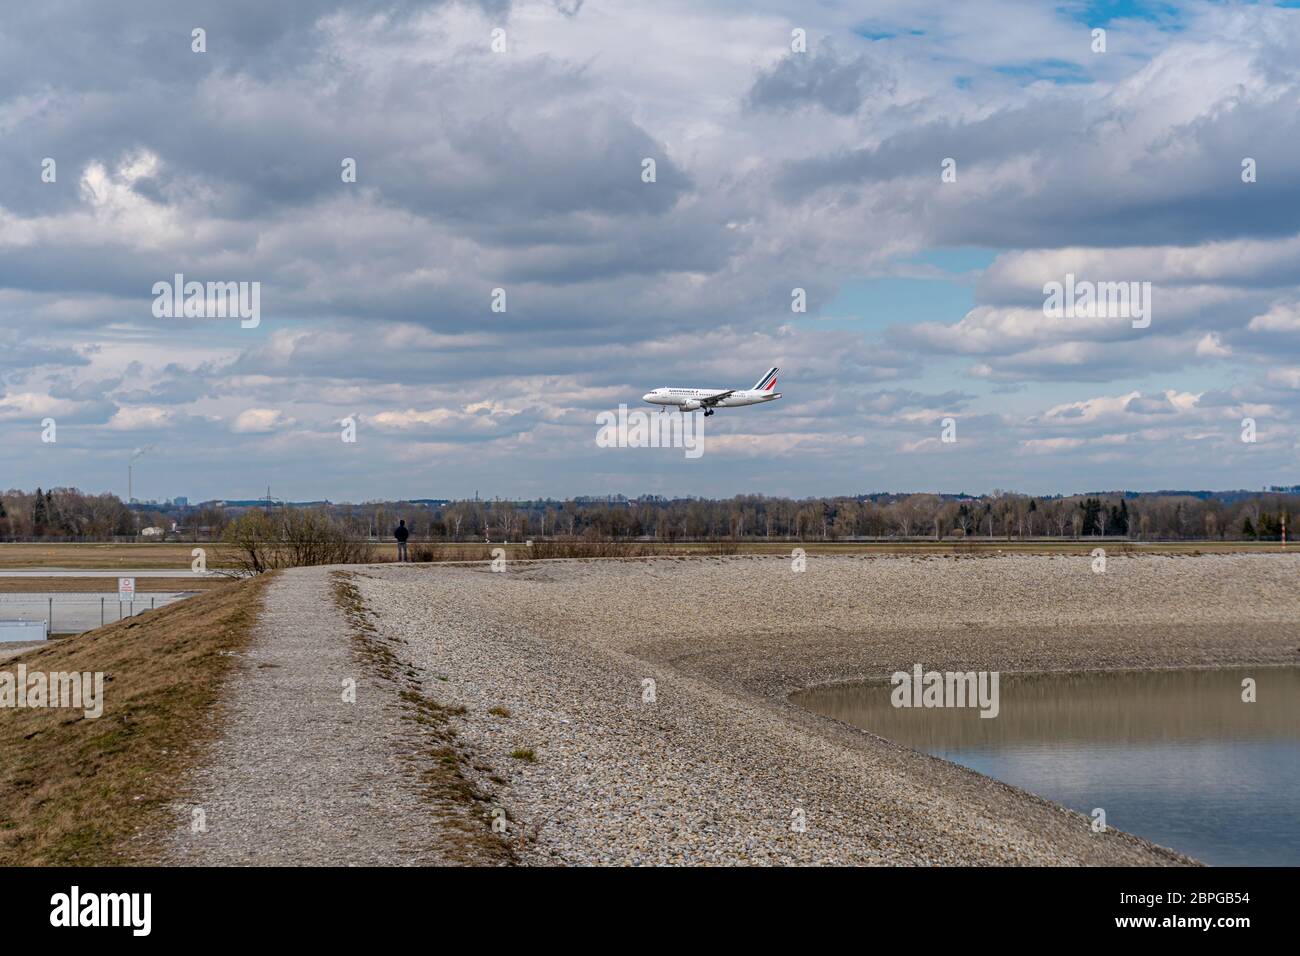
2,487,1295,543
383,492,1292,542
0,487,135,540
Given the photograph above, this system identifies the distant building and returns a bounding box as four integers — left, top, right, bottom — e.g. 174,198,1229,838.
173,496,189,506
140,526,165,538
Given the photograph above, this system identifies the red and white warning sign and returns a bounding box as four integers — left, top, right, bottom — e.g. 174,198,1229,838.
118,577,136,602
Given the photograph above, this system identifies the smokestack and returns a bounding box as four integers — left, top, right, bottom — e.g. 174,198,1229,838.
128,446,151,503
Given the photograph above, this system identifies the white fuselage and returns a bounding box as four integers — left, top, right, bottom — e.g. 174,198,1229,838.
641,387,782,410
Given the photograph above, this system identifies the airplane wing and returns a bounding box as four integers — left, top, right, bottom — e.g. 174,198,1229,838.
699,390,735,406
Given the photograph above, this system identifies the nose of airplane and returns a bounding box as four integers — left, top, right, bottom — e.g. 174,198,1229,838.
642,392,655,402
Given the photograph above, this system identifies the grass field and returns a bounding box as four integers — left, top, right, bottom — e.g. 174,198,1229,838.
0,538,1291,571
0,543,214,570
0,574,271,865
0,578,230,593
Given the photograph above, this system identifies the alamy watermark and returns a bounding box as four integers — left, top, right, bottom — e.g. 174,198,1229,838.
596,406,704,459
1,664,104,719
50,886,150,936
890,663,1000,718
1043,273,1151,329
152,273,260,328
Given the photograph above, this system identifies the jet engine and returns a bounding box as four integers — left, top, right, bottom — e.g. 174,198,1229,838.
681,400,702,411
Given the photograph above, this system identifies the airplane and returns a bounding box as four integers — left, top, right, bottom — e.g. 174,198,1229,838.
642,367,782,417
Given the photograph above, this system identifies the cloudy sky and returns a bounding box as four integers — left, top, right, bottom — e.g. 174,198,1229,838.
3,0,1300,502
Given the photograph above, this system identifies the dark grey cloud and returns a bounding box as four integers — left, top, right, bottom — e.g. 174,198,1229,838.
48,375,123,402
1124,393,1178,415
115,364,218,406
776,48,1300,250
746,48,892,116
0,331,89,375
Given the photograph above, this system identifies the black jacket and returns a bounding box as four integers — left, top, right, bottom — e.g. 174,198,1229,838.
394,525,409,542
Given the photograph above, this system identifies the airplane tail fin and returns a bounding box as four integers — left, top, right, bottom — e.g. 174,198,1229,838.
751,367,778,391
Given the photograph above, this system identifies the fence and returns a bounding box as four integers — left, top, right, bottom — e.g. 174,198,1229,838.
0,594,186,635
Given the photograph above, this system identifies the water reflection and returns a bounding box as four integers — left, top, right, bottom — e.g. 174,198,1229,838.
793,667,1300,866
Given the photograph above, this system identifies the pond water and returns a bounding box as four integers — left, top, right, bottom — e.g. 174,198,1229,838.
792,667,1300,866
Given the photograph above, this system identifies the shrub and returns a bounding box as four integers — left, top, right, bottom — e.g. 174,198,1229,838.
220,508,374,574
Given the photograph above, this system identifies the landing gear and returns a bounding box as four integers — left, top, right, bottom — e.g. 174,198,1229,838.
704,408,715,417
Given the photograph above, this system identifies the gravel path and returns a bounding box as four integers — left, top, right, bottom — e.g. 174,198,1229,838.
164,553,1299,866
348,553,1298,866
163,567,475,865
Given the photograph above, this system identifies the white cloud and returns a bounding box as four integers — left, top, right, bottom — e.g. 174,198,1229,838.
107,406,172,430
0,392,82,420
231,408,294,433
1195,332,1230,357
1248,301,1300,333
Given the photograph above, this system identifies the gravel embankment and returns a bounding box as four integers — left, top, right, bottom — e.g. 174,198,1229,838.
163,567,483,865
348,553,1299,865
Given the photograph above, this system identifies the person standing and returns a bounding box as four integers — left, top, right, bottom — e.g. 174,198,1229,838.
394,519,410,561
